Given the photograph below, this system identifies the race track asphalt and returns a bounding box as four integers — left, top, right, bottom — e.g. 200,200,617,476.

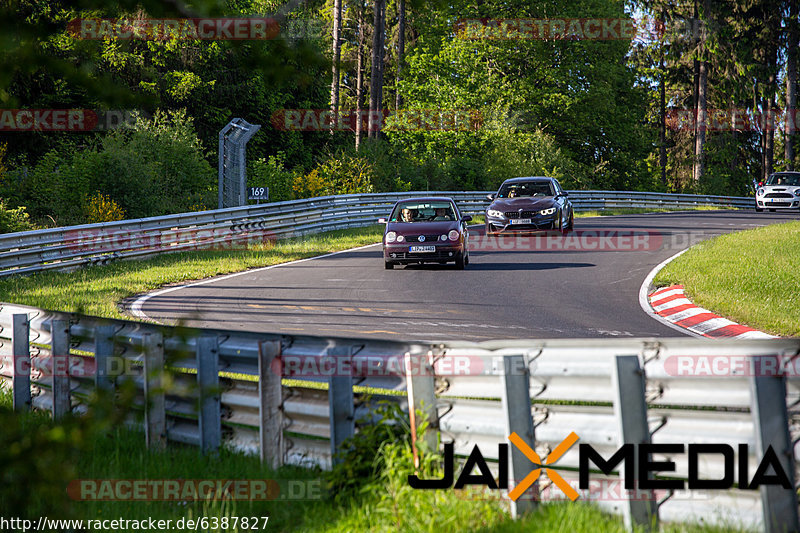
132,210,793,341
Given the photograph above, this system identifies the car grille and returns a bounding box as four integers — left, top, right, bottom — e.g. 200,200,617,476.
407,234,442,242
389,250,454,260
504,210,536,219
764,193,793,198
765,202,792,207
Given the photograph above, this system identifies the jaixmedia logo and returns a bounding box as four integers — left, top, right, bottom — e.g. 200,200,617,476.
409,433,792,501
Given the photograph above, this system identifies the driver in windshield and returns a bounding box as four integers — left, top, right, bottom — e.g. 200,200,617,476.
401,208,415,222
431,207,452,221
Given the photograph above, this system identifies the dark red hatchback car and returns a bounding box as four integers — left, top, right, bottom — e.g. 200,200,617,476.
379,197,472,269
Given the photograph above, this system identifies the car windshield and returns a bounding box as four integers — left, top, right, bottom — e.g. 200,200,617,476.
766,174,800,186
390,201,455,222
496,181,554,198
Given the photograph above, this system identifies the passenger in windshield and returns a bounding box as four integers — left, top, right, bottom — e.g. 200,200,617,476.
401,208,415,222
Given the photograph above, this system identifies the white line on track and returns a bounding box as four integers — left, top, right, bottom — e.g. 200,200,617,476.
637,248,704,338
129,242,382,323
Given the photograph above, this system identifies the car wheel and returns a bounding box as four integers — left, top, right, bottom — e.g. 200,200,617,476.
485,223,496,236
755,206,763,212
568,212,574,230
551,213,562,231
384,261,394,270
455,252,465,270
464,249,470,265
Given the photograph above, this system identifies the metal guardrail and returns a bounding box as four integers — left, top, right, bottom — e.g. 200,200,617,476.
1,303,798,532
0,190,754,278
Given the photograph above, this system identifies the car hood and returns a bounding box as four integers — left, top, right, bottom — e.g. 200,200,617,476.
489,197,556,211
760,185,800,194
385,221,460,234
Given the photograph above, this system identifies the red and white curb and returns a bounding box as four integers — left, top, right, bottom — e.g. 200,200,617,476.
648,285,776,339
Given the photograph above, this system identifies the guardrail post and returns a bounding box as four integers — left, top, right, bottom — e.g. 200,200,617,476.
405,352,438,468
258,340,283,469
328,346,355,466
143,332,166,450
613,355,657,532
94,325,115,392
12,314,30,412
197,336,221,455
501,354,537,517
51,320,70,420
749,361,799,533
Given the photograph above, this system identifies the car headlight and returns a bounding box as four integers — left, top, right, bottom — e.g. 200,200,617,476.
440,234,448,241
385,231,397,243
757,188,765,196
487,209,504,218
448,230,460,241
540,207,557,216
397,234,405,242
795,189,800,196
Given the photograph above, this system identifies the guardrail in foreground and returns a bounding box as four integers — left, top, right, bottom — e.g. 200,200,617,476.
1,303,798,532
0,190,753,278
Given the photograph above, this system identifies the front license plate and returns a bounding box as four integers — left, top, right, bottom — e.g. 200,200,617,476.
409,245,436,253
510,218,532,225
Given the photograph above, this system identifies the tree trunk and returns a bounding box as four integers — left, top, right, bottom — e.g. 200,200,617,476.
786,0,798,170
355,0,365,150
369,0,386,139
659,9,667,186
370,0,386,138
693,59,707,185
330,0,342,135
395,0,405,110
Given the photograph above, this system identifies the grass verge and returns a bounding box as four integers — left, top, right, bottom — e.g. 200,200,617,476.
575,206,730,217
0,225,384,319
653,220,800,336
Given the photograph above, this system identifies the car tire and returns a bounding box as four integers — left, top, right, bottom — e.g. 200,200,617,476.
551,213,562,231
464,249,470,265
384,261,394,270
455,252,466,270
485,224,496,236
755,206,763,212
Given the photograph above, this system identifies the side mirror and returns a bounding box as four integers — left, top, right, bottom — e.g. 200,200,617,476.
562,191,569,197
462,215,473,223
378,217,388,224
486,194,495,201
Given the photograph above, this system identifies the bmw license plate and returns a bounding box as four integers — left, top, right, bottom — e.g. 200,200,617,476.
409,245,436,253
510,219,532,225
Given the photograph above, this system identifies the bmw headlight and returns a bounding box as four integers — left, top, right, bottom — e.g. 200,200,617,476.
540,207,557,216
385,231,397,243
487,209,504,218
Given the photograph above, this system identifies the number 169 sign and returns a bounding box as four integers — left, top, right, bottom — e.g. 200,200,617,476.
248,187,269,201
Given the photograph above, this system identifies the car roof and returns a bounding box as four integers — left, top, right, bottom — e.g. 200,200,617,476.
769,171,800,176
394,197,456,203
501,176,555,184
